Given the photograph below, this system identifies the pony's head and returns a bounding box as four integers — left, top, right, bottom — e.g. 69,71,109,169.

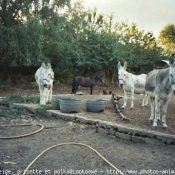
96,75,104,83
117,61,127,87
169,54,175,94
40,63,54,88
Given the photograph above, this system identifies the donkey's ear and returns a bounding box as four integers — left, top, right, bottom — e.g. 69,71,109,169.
169,54,175,65
118,61,121,69
47,63,52,69
124,61,127,70
41,62,46,68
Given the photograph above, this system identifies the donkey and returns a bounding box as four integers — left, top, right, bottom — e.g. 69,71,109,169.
118,61,148,109
145,54,175,129
35,63,54,105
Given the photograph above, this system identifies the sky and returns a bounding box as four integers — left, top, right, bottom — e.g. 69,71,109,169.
72,0,175,38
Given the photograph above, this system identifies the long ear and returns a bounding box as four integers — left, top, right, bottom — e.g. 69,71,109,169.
41,62,46,68
118,61,121,69
124,61,127,70
47,63,52,69
169,54,175,66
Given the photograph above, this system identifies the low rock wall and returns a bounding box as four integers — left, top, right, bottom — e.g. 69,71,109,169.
11,103,175,145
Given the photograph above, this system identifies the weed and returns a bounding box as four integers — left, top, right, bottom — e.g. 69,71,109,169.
0,94,40,104
34,106,51,112
0,109,23,118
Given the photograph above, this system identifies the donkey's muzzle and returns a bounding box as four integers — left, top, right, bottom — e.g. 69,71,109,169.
44,84,48,88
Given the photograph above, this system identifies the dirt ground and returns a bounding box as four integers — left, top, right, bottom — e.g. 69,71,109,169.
3,83,174,135
0,83,175,174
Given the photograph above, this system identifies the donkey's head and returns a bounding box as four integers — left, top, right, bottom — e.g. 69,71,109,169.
40,63,54,88
169,54,175,94
117,61,127,87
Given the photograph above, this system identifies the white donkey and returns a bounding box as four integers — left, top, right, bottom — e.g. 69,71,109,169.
145,54,175,129
35,63,54,105
118,61,148,109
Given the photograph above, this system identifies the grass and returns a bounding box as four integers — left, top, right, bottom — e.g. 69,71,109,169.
0,110,23,118
0,94,52,118
0,94,52,112
34,105,51,112
0,94,40,104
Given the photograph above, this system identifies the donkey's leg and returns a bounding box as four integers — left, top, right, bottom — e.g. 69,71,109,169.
169,92,173,102
39,85,46,105
145,94,149,106
130,89,134,109
122,89,127,109
47,84,53,103
142,93,148,107
45,88,50,103
161,99,169,129
157,101,161,121
149,96,154,122
43,87,48,105
142,96,145,107
153,96,160,128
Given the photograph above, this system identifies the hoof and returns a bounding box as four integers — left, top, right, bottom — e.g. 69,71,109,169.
157,119,161,123
149,119,153,123
130,107,133,110
121,106,125,109
144,105,147,107
153,126,157,130
163,126,168,130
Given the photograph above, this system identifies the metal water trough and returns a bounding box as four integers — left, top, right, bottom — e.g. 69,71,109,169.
59,99,81,113
86,100,106,112
51,97,71,110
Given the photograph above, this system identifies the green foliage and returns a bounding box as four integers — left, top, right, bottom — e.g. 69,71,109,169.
0,95,26,104
115,22,165,69
0,0,169,82
0,95,40,104
54,68,74,83
34,106,51,112
158,23,175,53
30,82,38,88
25,95,40,104
0,110,23,118
0,17,45,67
0,78,12,91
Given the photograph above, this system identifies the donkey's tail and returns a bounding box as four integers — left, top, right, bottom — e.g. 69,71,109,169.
71,78,76,94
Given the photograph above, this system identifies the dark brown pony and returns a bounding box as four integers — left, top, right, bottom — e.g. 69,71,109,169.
71,75,103,95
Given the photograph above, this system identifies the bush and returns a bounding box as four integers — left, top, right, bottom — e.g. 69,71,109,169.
0,79,12,91
0,94,40,104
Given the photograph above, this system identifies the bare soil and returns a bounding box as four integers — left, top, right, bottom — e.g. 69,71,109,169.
0,83,175,174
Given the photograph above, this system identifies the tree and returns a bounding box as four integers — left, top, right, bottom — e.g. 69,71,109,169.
158,23,175,53
0,0,168,82
0,0,71,68
111,22,166,72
